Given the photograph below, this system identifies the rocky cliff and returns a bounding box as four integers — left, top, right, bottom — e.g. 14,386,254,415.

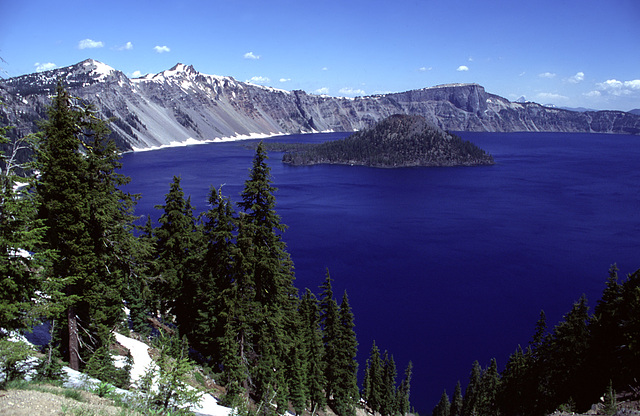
1,59,639,151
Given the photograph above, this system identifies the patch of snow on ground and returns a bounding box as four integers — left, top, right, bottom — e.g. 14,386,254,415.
114,332,233,416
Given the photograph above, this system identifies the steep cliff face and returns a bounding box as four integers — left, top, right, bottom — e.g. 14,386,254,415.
1,59,638,151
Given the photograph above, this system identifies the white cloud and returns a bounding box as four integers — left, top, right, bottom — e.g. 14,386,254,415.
339,87,366,96
131,70,143,78
596,79,640,96
519,72,526,77
279,78,291,83
585,90,601,97
118,42,133,51
538,72,556,79
419,67,432,72
35,62,57,72
78,39,104,49
244,52,260,60
154,45,171,53
457,65,469,72
568,71,585,83
315,87,329,95
536,92,569,102
247,76,270,84
321,67,329,71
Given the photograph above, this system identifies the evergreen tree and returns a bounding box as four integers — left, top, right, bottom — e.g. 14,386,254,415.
476,358,500,416
154,176,203,325
433,390,451,416
546,295,591,410
498,345,528,416
331,291,359,416
0,123,45,334
363,340,383,413
462,360,481,416
235,142,297,407
299,288,326,414
450,381,463,416
319,269,340,402
396,361,413,416
192,186,238,362
81,107,138,345
35,83,136,368
380,351,398,416
589,265,624,392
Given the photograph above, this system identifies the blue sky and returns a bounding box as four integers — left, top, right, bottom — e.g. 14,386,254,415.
1,0,638,110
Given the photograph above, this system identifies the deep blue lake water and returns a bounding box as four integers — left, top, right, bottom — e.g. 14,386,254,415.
120,131,640,413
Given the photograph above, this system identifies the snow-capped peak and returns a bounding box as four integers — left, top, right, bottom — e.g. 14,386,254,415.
80,59,116,81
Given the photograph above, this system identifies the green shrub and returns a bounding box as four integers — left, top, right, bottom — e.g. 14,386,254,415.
0,337,34,388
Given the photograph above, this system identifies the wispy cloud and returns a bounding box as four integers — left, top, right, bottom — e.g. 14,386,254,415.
457,65,469,72
538,72,556,79
35,62,57,72
247,76,270,84
596,79,640,96
321,67,329,71
154,45,171,53
244,52,260,60
117,42,133,51
584,90,601,97
537,92,569,102
315,87,329,95
78,39,104,49
131,70,143,78
279,78,291,83
339,87,366,96
419,67,432,72
567,71,585,83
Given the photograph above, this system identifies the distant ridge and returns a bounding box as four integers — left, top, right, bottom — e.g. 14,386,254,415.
1,59,639,151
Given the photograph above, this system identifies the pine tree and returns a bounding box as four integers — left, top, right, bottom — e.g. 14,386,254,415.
380,351,397,416
450,381,463,416
331,291,359,416
433,390,451,416
235,142,297,407
462,360,481,416
498,345,528,416
300,288,326,414
319,270,340,402
35,83,137,368
81,106,138,346
154,176,203,324
477,358,500,416
0,123,45,334
546,295,591,410
193,186,238,362
363,340,383,413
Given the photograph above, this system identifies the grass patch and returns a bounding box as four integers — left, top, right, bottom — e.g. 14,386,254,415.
6,379,85,402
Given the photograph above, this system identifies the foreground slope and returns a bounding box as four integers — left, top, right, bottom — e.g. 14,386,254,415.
1,59,639,151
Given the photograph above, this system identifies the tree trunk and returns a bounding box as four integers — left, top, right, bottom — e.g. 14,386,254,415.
68,306,80,370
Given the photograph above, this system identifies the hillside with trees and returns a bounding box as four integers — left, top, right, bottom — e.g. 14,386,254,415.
431,264,640,416
0,84,413,416
278,115,494,168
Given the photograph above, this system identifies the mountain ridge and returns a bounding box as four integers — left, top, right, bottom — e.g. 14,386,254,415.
1,59,639,151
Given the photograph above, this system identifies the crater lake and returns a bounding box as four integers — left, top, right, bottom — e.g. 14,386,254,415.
119,131,640,413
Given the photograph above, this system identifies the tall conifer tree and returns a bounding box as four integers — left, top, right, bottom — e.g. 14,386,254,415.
363,340,383,413
236,142,297,407
0,122,46,334
331,291,359,416
36,83,136,368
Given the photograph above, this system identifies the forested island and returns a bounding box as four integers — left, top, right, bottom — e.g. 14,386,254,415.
269,115,494,168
